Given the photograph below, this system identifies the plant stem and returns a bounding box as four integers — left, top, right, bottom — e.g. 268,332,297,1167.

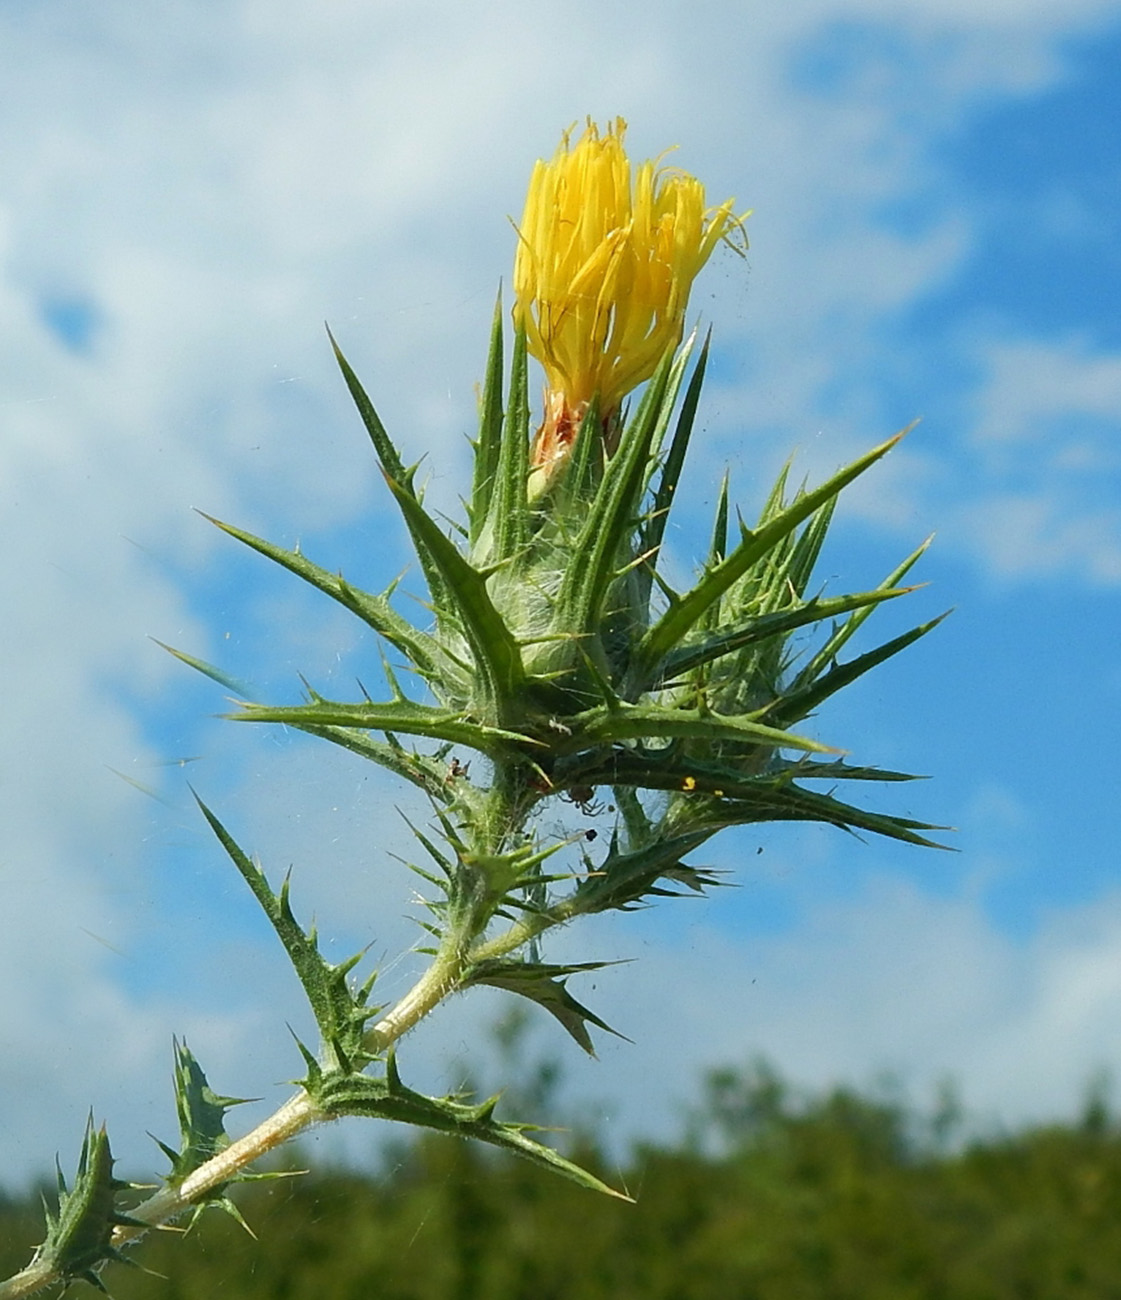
0,1259,53,1299
468,911,553,966
0,1092,320,1300
364,939,467,1053
0,769,546,1299
0,935,478,1299
123,1090,321,1239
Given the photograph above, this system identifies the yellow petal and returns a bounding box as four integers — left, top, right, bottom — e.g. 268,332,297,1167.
514,119,748,434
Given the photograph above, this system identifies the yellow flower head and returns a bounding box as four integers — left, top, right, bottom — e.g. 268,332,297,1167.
513,118,748,483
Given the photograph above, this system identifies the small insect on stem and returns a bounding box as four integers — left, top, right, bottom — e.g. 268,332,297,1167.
446,757,470,781
561,784,612,817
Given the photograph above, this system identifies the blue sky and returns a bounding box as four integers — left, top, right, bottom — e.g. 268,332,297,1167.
2,0,1121,1190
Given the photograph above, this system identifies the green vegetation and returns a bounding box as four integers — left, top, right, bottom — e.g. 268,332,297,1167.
5,1059,1120,1298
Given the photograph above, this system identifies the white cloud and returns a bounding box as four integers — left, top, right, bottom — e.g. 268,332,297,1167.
954,491,1121,583
973,335,1121,449
945,334,1121,582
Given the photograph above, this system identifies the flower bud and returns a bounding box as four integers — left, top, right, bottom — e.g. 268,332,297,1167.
513,118,748,494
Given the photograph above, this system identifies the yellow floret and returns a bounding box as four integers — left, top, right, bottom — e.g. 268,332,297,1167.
513,119,748,487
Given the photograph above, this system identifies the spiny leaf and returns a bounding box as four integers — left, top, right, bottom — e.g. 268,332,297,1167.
312,1059,631,1200
159,1039,254,1186
468,288,507,545
558,750,921,802
197,513,457,689
563,830,716,917
150,1041,288,1233
463,959,628,1055
791,534,934,693
151,639,254,699
328,326,412,487
193,796,382,1072
628,430,909,695
491,325,531,564
555,339,693,639
786,496,837,598
381,471,528,722
773,758,925,783
289,723,487,811
34,1118,141,1293
229,696,540,759
637,333,711,612
329,329,456,617
697,470,731,637
658,587,915,684
768,612,950,728
684,779,952,849
562,700,835,756
612,782,654,848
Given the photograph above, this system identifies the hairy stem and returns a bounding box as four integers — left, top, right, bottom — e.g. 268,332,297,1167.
364,939,468,1053
468,911,555,966
123,1090,321,1240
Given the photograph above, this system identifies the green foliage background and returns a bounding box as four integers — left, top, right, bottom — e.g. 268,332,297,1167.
5,1055,1121,1299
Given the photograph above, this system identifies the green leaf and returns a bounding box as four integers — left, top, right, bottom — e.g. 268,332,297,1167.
563,700,835,755
786,496,837,598
564,830,718,916
632,335,711,625
555,340,693,640
463,959,626,1055
658,587,914,685
468,288,506,547
151,639,254,699
194,797,383,1072
329,330,455,617
700,474,732,633
229,695,540,759
328,326,412,487
150,1041,283,1232
381,469,528,721
640,334,710,564
766,758,925,783
158,1039,254,1187
557,750,921,800
769,611,950,728
628,431,908,695
312,1056,632,1200
288,724,486,808
686,779,952,849
790,535,934,693
612,782,654,848
34,1118,141,1292
198,513,459,691
492,325,531,564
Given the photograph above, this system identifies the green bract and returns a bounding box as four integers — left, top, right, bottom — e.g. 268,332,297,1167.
229,303,944,869
201,299,946,1085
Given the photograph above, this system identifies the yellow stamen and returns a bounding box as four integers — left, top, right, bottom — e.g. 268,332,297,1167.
513,119,749,488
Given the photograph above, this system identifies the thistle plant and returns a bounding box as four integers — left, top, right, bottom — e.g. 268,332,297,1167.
2,119,945,1297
